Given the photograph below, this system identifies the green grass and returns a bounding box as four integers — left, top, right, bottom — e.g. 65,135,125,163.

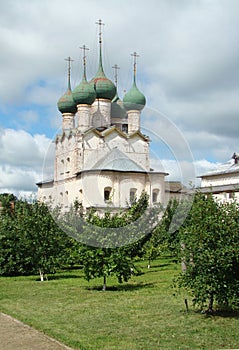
0,258,238,350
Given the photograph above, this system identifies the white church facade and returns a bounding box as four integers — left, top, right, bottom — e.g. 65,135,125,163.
37,22,168,211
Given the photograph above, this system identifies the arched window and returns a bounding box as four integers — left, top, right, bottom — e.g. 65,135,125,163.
130,188,137,203
104,187,112,202
122,124,128,133
66,157,70,173
152,189,159,203
60,159,64,175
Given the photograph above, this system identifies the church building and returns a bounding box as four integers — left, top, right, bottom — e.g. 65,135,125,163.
199,153,239,203
37,21,168,211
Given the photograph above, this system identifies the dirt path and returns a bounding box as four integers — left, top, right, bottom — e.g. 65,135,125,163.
0,313,74,350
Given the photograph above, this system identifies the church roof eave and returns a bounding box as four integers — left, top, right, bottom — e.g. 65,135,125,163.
128,130,151,142
36,178,54,186
101,126,128,139
76,169,148,176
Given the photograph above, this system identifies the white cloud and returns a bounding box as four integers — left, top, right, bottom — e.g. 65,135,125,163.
0,165,37,191
194,159,219,178
1,0,239,193
0,128,53,196
150,157,222,188
0,128,50,167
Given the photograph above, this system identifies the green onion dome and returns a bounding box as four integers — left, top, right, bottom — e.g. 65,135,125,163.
72,75,96,105
123,81,146,111
111,93,127,119
57,88,77,114
90,49,116,101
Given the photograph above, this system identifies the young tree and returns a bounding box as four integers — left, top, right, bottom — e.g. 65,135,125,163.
73,192,162,290
177,192,239,313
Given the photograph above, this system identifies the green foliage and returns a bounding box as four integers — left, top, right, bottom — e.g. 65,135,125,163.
177,192,239,312
73,192,162,289
0,191,163,289
141,198,185,266
80,246,133,289
0,197,80,276
0,193,17,214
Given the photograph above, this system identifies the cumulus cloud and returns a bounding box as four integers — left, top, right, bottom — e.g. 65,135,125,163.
0,128,49,167
1,0,239,193
0,128,53,196
151,157,221,188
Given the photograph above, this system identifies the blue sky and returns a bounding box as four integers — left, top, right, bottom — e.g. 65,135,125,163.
1,0,239,196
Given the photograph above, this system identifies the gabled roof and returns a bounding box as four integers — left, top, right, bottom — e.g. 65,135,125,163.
82,126,128,139
81,127,150,142
100,125,128,139
82,127,102,137
128,130,150,142
199,158,239,178
83,147,147,173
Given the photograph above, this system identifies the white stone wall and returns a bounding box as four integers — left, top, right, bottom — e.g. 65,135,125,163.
55,134,77,181
38,168,167,212
201,172,239,187
127,110,140,133
149,173,166,205
77,105,91,131
91,99,111,128
62,113,75,130
104,132,128,152
38,183,54,204
127,136,150,170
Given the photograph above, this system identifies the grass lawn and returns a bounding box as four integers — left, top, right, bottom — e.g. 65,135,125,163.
0,257,238,350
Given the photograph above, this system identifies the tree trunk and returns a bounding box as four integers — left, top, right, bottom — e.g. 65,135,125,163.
102,275,106,291
181,243,187,272
39,268,44,282
206,292,214,314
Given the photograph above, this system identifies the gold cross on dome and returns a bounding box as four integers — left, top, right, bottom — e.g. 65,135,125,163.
131,51,139,76
64,56,74,75
80,45,89,68
95,19,105,44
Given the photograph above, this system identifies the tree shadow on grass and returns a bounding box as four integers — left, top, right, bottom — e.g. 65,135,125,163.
144,264,175,274
194,309,239,319
144,262,176,271
209,310,239,318
85,282,155,292
35,273,84,281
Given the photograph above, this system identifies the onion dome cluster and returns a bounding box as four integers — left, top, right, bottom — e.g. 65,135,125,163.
57,43,145,115
57,50,117,114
